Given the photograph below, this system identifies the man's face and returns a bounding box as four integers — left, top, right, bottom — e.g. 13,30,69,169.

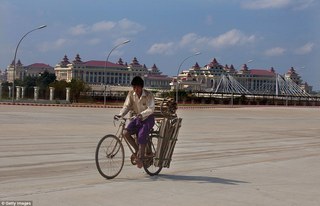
133,85,143,97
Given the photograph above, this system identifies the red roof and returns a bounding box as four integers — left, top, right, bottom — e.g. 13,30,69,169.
27,63,53,68
249,69,275,76
84,60,126,68
145,74,171,80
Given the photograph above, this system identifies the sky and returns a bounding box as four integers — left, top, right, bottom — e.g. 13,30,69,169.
1,0,319,90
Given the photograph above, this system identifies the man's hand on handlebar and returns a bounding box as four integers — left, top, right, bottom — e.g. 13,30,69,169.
114,115,122,120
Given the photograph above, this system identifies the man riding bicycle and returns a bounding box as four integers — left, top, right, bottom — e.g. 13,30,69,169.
115,76,155,168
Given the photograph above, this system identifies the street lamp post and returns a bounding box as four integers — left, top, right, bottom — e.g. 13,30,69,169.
246,59,254,64
175,52,201,103
104,40,130,107
12,25,47,103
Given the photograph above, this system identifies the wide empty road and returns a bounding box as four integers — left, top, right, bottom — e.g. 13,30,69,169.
1,105,320,206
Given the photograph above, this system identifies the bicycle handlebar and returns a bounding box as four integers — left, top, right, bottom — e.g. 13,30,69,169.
113,115,134,121
113,115,137,127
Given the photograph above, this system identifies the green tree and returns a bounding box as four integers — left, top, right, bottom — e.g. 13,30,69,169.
49,80,69,100
20,76,37,98
36,71,56,99
1,81,11,98
22,76,37,87
49,79,91,102
68,79,91,102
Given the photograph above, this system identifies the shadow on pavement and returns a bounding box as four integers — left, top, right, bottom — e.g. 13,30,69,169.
151,174,249,185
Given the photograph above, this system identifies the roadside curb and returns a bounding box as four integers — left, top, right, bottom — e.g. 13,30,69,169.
0,102,224,109
0,102,122,108
2,102,317,109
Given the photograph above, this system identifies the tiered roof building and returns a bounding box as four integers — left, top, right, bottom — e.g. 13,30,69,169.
54,54,171,89
6,60,54,82
5,55,312,93
172,57,312,94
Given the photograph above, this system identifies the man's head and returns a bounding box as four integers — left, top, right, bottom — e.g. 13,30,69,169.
131,76,144,97
131,76,144,88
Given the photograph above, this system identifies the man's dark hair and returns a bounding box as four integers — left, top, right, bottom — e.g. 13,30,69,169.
131,76,144,87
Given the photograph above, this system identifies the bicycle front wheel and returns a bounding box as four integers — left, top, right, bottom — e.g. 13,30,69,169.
95,134,124,179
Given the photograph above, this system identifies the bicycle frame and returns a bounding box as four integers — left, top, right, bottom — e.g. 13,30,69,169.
114,117,136,156
114,117,161,158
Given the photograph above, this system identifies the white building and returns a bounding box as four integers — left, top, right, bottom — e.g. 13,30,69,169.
171,58,312,95
54,54,171,89
6,60,54,82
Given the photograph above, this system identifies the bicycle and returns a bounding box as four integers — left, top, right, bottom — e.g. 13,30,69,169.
95,116,163,179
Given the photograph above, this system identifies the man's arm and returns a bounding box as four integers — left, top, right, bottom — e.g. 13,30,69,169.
140,91,155,118
118,92,132,117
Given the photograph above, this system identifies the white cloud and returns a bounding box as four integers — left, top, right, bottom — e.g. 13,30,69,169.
179,33,210,49
264,47,286,56
92,21,116,32
54,38,68,48
295,42,314,55
263,43,314,57
148,29,256,55
210,29,256,48
147,42,175,55
179,33,200,47
64,18,144,52
69,24,88,35
116,18,145,35
39,38,68,52
69,18,144,36
242,0,290,9
241,0,314,10
179,30,255,49
293,0,315,10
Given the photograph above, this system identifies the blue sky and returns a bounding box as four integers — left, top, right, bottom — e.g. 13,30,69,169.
1,0,319,90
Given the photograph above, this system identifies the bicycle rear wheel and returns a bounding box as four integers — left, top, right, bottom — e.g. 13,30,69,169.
95,134,124,179
143,136,162,176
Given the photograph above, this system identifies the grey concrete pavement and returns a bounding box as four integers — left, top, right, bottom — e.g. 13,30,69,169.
0,105,320,206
